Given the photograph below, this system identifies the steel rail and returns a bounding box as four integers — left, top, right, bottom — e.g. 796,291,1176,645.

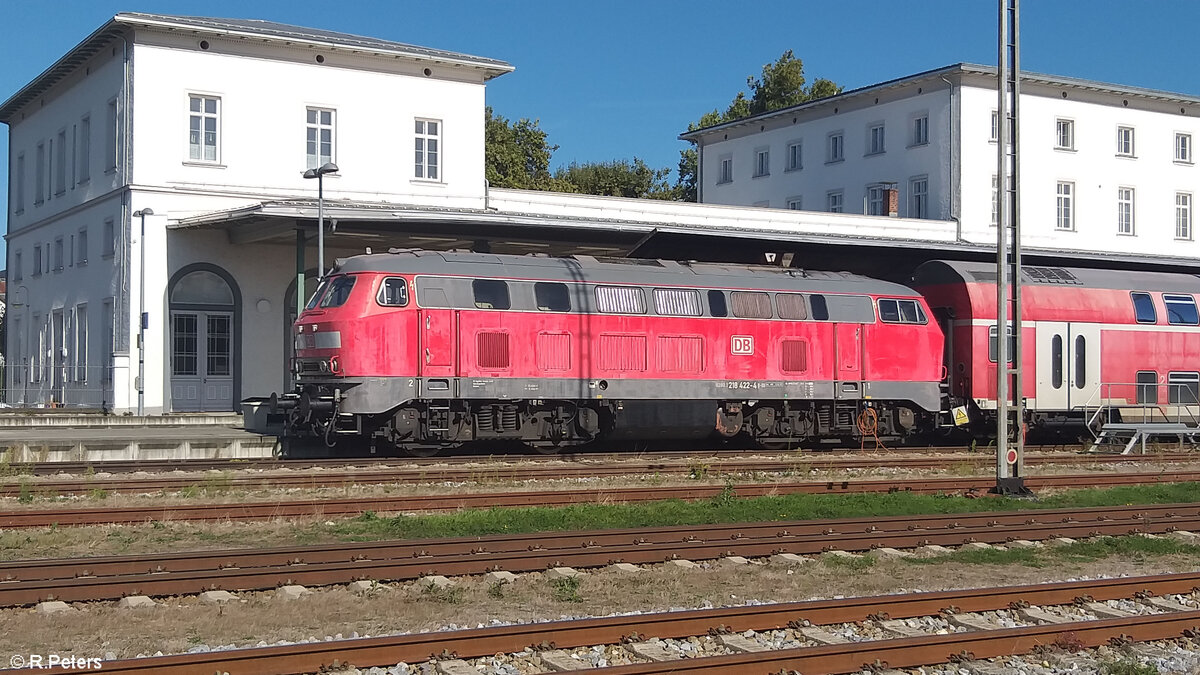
34,572,1200,675
7,450,1185,497
3,504,1198,606
3,471,1198,528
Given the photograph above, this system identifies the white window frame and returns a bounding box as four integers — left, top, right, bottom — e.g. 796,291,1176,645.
866,185,885,216
867,123,885,155
911,114,929,146
827,190,844,213
1056,181,1075,231
909,176,929,219
305,107,336,170
1116,125,1135,157
414,118,441,181
785,141,802,171
827,131,844,163
1116,186,1135,235
786,196,803,210
990,110,998,142
1176,132,1193,164
1055,118,1074,150
753,147,769,177
717,155,733,184
991,174,998,227
1177,192,1193,240
188,94,221,163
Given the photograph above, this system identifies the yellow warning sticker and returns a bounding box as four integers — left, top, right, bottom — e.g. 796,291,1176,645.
952,406,970,427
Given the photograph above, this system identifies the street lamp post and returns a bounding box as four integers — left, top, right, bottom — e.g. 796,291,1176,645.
133,208,153,417
302,162,339,278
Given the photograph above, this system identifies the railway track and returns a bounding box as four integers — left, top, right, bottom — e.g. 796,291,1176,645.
4,502,1199,607
2,470,1197,528
3,450,1192,497
34,572,1200,674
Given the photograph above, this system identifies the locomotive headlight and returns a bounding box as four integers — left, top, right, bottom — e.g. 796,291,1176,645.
319,360,329,373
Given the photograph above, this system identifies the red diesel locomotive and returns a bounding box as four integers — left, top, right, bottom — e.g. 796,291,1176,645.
276,250,945,454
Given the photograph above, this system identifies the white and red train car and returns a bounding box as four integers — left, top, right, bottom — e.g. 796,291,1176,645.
914,260,1200,430
278,250,945,453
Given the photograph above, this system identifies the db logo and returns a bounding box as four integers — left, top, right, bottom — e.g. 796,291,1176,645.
731,335,754,355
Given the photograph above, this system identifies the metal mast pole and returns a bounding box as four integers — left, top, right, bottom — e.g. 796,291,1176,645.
995,0,1030,495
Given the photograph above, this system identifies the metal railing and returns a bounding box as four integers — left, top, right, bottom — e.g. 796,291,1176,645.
0,361,117,409
1082,381,1200,439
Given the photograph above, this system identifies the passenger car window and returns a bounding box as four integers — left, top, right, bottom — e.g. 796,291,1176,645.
1164,294,1199,325
1131,292,1156,323
318,276,356,308
535,282,571,312
472,279,511,310
376,278,409,307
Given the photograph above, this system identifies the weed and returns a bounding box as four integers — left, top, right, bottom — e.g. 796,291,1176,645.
17,481,33,504
1051,631,1085,653
87,488,109,501
179,485,201,499
1100,658,1160,675
201,472,234,494
821,554,877,572
709,479,738,508
688,463,710,480
487,581,506,599
550,576,582,603
420,581,464,604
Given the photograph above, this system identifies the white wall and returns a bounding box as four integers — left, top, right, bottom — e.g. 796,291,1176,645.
131,33,489,210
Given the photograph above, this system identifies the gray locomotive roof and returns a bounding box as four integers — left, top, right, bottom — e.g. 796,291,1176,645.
914,260,1200,294
334,250,921,297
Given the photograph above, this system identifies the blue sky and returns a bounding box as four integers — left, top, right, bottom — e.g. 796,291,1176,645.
3,0,1200,257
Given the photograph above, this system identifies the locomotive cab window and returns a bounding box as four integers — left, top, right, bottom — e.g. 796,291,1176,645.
1164,294,1199,325
809,294,829,321
305,279,329,310
1131,292,1156,323
595,285,646,314
653,288,702,316
776,293,807,320
878,298,928,323
987,326,1015,363
318,275,357,308
730,291,772,319
707,290,728,317
535,282,571,312
376,278,409,307
472,279,511,310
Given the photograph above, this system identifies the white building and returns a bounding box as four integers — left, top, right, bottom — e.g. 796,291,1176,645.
681,63,1200,259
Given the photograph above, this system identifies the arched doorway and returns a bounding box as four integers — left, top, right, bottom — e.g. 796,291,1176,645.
168,264,240,412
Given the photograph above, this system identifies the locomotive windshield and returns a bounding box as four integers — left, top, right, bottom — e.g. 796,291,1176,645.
319,275,358,308
304,279,329,310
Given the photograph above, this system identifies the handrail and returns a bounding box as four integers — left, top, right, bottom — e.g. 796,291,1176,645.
1081,381,1200,439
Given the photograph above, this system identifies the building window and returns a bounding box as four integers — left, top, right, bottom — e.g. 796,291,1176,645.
77,227,88,266
305,108,335,169
14,153,24,213
866,185,885,216
827,190,844,213
1177,192,1193,240
786,141,802,171
1116,125,1135,157
1056,181,1074,231
75,303,88,383
55,129,67,195
867,123,885,155
102,298,114,383
33,245,42,276
718,156,732,184
103,218,115,257
414,118,440,180
786,197,803,210
13,250,21,282
188,95,220,162
990,110,998,141
1176,133,1192,163
35,142,45,205
909,176,928,219
753,147,769,177
1056,119,1074,150
827,132,844,163
79,115,91,183
54,237,64,271
1117,187,1135,235
105,97,118,170
911,115,928,146
991,175,999,227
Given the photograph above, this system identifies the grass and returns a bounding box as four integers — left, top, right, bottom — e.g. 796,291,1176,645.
907,535,1200,568
549,576,582,603
330,482,1200,542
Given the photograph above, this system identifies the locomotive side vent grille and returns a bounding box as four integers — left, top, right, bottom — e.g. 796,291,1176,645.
476,332,511,369
657,335,704,373
1023,267,1080,284
780,339,809,373
599,334,648,372
537,332,571,371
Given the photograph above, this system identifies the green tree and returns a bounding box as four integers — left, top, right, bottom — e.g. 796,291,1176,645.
554,158,678,200
676,51,842,201
484,106,571,191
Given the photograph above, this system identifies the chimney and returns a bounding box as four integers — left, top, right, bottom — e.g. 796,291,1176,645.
885,188,899,217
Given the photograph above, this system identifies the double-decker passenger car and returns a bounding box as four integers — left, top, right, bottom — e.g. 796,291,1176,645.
278,250,945,454
914,260,1200,431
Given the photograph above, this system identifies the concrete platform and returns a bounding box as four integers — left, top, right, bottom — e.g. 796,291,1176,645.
0,413,278,462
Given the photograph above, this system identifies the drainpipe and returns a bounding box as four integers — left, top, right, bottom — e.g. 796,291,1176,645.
940,75,961,242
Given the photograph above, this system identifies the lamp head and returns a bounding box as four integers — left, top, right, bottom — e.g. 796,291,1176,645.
303,162,339,179
133,208,154,217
